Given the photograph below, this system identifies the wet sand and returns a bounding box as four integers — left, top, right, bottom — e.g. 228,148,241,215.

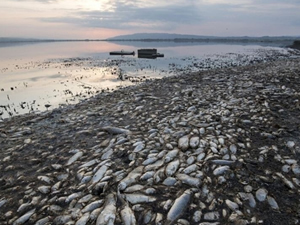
0,58,300,224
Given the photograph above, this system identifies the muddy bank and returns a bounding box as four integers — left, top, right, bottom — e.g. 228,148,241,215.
0,58,300,224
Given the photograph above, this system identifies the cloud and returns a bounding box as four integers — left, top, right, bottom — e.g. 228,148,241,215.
3,0,300,37
13,0,58,3
40,0,201,30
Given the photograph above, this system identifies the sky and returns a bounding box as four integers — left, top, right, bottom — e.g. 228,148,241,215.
1,0,300,39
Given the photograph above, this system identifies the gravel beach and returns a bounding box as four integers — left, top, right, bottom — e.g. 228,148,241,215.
1,58,300,224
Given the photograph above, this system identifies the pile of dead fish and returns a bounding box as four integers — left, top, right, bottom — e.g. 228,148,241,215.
0,58,300,224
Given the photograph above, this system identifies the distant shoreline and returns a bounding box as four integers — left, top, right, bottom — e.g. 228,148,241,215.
1,37,299,48
1,36,299,43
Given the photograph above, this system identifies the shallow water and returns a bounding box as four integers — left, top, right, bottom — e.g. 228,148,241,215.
0,41,298,119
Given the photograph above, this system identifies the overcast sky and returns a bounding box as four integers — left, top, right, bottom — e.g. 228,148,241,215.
1,0,300,39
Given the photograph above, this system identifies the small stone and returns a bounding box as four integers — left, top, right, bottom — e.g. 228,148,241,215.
256,188,268,202
244,185,253,193
292,164,300,175
267,196,279,210
203,211,220,221
225,199,239,211
229,144,237,154
286,141,295,148
166,143,173,150
193,210,202,223
24,138,31,144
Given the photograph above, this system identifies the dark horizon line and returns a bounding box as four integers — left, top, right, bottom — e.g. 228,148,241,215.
0,34,300,43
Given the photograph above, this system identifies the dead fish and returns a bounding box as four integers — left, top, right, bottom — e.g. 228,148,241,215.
65,192,83,203
165,189,192,225
81,176,92,184
276,172,295,189
124,193,156,204
17,202,32,213
210,160,235,165
34,216,50,225
51,181,62,193
190,136,200,148
155,213,163,225
213,166,230,176
183,164,198,174
118,191,137,225
142,157,158,166
38,186,51,194
164,149,179,163
140,171,155,181
13,209,35,225
53,215,72,225
96,193,116,225
37,176,52,184
90,207,103,222
178,135,190,151
165,160,180,176
0,198,7,208
133,142,145,153
75,212,90,225
92,165,108,183
79,159,100,168
78,194,93,203
118,166,144,190
124,184,144,193
176,174,201,187
66,151,83,166
101,126,131,135
82,200,104,213
144,159,164,171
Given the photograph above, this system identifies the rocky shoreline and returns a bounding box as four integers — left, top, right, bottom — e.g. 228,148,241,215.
1,58,300,224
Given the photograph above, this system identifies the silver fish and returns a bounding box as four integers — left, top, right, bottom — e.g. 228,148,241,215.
118,166,143,190
82,200,104,213
37,175,52,184
0,198,7,208
101,126,131,135
75,212,90,225
79,159,99,168
118,191,137,225
78,194,93,203
90,207,103,222
34,217,50,225
92,165,108,183
17,203,31,213
53,215,72,225
13,209,35,225
165,160,180,176
176,174,201,187
65,192,83,203
213,166,230,176
124,193,156,204
96,193,117,225
165,189,192,225
66,151,83,166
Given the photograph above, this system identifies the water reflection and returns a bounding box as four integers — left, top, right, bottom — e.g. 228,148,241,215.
0,41,298,119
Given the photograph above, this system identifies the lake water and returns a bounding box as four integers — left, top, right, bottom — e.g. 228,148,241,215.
0,40,299,119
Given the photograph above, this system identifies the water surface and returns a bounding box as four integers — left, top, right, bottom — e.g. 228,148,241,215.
0,41,298,119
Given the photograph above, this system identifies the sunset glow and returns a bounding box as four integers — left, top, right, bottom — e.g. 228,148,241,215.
0,0,299,39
